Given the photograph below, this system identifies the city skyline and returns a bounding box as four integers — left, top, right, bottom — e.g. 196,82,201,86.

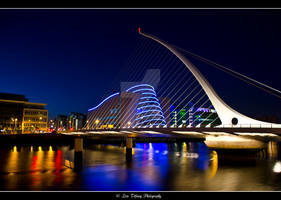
0,9,281,119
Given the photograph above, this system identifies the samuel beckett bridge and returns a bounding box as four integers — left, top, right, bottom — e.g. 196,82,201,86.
65,28,281,150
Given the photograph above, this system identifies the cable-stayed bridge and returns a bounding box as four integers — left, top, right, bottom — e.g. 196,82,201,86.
66,29,281,149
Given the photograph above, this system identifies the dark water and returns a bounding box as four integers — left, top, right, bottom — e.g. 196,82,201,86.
0,141,281,191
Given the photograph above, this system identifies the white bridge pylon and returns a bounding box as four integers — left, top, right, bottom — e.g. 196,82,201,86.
139,29,281,128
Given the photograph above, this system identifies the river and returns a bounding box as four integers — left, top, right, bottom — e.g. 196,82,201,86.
0,141,280,191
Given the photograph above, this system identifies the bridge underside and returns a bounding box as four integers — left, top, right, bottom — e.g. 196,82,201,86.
66,127,281,150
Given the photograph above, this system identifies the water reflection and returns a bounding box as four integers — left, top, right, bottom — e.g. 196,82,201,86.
0,145,76,190
0,141,281,191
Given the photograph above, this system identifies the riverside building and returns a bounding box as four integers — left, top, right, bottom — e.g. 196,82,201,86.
87,69,167,129
0,93,48,134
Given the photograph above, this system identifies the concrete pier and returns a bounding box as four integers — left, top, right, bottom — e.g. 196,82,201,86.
126,137,133,162
74,137,83,172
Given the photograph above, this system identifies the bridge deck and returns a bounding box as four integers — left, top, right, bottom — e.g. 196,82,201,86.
78,127,281,134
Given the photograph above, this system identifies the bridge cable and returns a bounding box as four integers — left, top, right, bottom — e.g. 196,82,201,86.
169,44,281,100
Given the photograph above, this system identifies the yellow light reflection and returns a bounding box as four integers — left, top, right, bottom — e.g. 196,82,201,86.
5,146,19,190
183,142,187,152
64,160,74,168
6,146,19,172
208,151,218,179
46,146,55,170
268,141,277,159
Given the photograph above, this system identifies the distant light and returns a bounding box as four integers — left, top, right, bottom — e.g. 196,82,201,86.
273,161,281,173
138,27,141,33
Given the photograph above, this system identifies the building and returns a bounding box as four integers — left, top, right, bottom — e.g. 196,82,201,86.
54,115,68,131
22,103,48,133
158,97,171,127
67,112,87,131
127,84,166,127
170,104,220,127
87,92,140,129
0,93,48,134
87,68,222,129
87,69,167,129
53,113,87,131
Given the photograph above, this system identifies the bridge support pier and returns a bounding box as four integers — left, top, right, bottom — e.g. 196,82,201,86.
74,137,83,172
126,137,133,162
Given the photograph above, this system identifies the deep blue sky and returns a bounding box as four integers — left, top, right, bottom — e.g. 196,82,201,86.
0,9,281,119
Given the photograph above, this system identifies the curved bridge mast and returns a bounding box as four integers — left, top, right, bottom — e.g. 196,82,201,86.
138,29,281,128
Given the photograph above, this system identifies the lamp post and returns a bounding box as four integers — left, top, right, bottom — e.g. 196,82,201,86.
86,120,89,129
10,118,18,134
11,118,14,134
95,120,100,129
15,118,18,134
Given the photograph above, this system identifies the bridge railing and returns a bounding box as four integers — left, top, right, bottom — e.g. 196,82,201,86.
78,123,281,132
218,124,275,128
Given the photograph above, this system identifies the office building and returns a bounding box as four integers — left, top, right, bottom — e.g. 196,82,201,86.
0,93,48,134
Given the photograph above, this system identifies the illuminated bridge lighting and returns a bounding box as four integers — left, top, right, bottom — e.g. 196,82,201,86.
88,92,120,111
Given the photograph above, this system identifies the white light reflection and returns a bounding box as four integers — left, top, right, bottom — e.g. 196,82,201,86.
273,161,281,173
148,143,153,160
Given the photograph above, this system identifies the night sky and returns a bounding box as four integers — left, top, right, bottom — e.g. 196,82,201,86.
0,9,281,120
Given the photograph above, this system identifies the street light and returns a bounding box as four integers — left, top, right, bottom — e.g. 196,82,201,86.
86,120,89,129
11,118,14,134
10,118,18,134
95,120,100,129
15,118,18,132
